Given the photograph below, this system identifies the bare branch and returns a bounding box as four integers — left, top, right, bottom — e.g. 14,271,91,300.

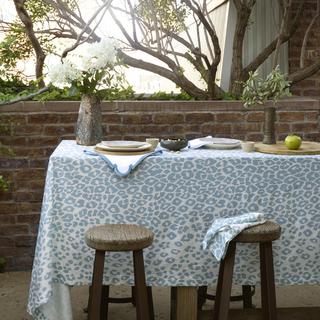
289,60,320,84
117,49,209,99
300,3,320,68
0,87,50,106
61,0,111,58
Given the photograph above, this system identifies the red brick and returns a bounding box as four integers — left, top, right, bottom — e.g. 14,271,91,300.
0,159,29,169
246,112,264,122
59,114,77,123
291,122,319,133
216,113,244,122
0,203,18,215
278,112,305,122
185,113,213,123
28,114,60,124
122,114,153,124
233,123,262,134
44,125,75,136
246,133,264,141
154,114,184,124
0,215,15,224
15,235,37,247
0,225,29,236
16,214,40,224
102,113,122,123
0,115,27,125
13,125,43,136
0,237,15,247
305,111,319,121
201,124,232,134
15,169,45,181
27,137,59,146
275,123,290,133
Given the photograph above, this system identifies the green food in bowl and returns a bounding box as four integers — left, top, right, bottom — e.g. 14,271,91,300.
160,139,188,151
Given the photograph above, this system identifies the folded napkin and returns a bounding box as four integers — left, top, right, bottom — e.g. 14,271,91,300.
202,212,266,261
84,149,162,177
189,136,213,149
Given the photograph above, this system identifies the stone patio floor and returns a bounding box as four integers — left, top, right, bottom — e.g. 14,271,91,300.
0,272,319,320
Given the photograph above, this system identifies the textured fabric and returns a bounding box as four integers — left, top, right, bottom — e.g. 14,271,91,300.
28,140,320,319
202,212,266,260
84,148,162,177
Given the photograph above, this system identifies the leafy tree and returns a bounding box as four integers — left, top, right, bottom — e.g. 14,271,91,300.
1,0,320,100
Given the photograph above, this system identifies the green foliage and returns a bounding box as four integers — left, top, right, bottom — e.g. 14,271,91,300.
135,0,188,32
0,256,7,272
0,176,9,192
241,66,291,108
220,91,238,101
0,0,66,71
33,84,136,101
138,90,193,100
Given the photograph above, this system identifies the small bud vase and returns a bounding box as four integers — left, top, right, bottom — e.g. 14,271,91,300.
263,106,276,144
76,94,102,146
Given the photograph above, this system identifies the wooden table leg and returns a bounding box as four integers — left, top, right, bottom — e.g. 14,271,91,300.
176,287,198,320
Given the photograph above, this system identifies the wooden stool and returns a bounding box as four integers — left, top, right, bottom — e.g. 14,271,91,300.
213,221,281,320
85,224,154,320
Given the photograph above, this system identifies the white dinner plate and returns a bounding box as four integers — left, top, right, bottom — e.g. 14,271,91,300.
102,141,148,148
200,137,241,150
96,141,152,152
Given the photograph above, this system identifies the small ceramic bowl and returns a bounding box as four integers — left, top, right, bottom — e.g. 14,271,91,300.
160,139,188,151
241,141,255,152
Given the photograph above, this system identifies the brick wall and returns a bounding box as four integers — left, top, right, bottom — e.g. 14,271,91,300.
289,0,320,96
0,99,319,271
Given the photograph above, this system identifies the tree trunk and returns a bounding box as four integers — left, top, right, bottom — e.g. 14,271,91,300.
229,1,255,97
13,0,46,88
76,94,102,146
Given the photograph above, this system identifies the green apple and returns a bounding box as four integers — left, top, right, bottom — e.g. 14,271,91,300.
285,135,302,150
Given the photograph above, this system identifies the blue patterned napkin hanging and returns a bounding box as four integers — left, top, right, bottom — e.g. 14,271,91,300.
202,212,266,261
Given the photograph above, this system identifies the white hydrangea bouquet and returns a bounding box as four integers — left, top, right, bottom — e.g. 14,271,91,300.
46,39,117,95
46,39,118,146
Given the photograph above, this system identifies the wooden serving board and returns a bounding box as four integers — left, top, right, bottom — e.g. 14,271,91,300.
94,146,155,156
255,141,320,155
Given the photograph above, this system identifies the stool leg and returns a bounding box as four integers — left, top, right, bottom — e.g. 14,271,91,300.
147,286,155,320
132,286,136,306
213,242,236,320
133,250,150,320
170,287,177,320
260,242,277,320
100,286,109,320
242,285,254,309
198,286,208,310
88,250,106,320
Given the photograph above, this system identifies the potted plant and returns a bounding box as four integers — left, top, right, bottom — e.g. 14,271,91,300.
46,39,119,146
241,66,291,144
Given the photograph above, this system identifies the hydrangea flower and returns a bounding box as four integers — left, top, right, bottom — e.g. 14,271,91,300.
45,39,117,94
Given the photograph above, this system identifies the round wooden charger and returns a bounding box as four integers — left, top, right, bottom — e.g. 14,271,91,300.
254,141,320,155
94,146,155,156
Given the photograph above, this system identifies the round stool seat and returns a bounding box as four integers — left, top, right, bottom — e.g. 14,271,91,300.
233,221,281,243
85,224,154,251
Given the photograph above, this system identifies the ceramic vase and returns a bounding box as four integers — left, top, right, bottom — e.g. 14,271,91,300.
263,106,276,144
76,94,102,146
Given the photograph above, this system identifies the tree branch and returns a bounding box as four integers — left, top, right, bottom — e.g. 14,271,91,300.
0,87,49,106
61,0,111,58
117,50,209,99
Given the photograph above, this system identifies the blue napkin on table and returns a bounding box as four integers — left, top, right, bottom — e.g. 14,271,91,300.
202,212,266,261
84,149,162,177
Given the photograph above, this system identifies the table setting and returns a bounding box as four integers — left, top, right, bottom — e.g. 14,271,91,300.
27,135,320,320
